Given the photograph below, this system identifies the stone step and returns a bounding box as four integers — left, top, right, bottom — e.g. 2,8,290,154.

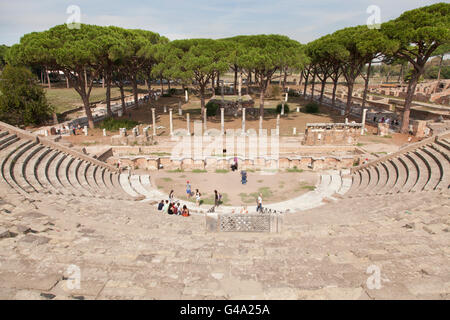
369,163,387,195
425,145,450,189
56,154,76,196
380,160,397,195
1,140,34,196
390,158,408,194
362,166,379,195
119,174,139,197
408,152,429,193
30,147,52,193
400,154,419,193
416,148,440,191
21,144,45,193
11,141,40,194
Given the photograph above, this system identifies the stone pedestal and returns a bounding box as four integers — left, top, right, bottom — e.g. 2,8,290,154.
169,109,173,136
220,108,225,135
413,120,428,138
377,123,390,136
186,113,191,135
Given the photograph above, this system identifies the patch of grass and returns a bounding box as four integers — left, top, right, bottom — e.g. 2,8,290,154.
301,185,316,191
157,185,163,189
192,169,207,173
150,152,171,157
357,143,365,147
286,166,303,173
162,177,172,182
99,117,139,131
168,168,184,173
215,169,229,173
258,187,273,198
382,135,393,139
179,175,187,178
257,180,263,183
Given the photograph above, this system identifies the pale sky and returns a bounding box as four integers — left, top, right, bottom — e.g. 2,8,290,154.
0,0,445,46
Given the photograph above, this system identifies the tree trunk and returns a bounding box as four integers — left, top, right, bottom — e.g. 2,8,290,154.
84,68,88,92
282,68,288,92
200,86,206,119
345,81,354,117
303,70,310,97
66,77,69,89
211,74,215,93
435,55,443,93
160,77,164,93
332,79,338,106
310,72,316,100
46,68,51,89
216,73,220,91
105,73,112,117
168,80,171,91
119,85,126,114
147,78,152,97
319,79,326,104
299,71,303,88
82,94,95,129
362,61,372,109
401,71,420,134
234,67,238,95
259,86,265,119
132,74,139,106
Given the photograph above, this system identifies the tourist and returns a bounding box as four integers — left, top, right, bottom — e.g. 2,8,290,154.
214,190,220,208
157,200,164,211
241,170,247,185
240,206,248,214
182,205,190,217
231,156,238,171
168,203,174,215
186,181,192,198
373,116,377,123
256,193,263,213
162,200,169,214
385,118,390,125
169,190,175,202
175,203,181,215
195,189,201,207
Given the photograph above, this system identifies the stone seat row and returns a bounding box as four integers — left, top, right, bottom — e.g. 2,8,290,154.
0,130,136,201
345,139,450,198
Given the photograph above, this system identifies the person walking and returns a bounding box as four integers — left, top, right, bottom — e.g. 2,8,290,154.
186,181,192,198
195,189,201,207
256,193,263,213
169,190,175,202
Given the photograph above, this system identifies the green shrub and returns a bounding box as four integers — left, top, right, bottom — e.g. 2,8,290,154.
276,103,290,114
206,101,220,117
303,102,319,114
100,117,139,131
288,89,300,97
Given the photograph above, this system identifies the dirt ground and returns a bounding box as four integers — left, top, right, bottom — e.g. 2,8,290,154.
151,169,318,207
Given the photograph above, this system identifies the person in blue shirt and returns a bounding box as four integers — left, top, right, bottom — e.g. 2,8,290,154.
186,181,192,198
157,200,164,211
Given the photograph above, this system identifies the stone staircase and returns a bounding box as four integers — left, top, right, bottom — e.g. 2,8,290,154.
0,125,136,201
345,134,450,198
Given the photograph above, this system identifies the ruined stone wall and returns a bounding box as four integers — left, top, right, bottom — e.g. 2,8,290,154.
304,123,362,146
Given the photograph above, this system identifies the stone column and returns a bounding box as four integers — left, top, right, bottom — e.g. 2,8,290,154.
259,115,263,133
185,90,189,102
285,92,288,102
296,107,300,113
84,125,88,136
276,115,280,135
361,108,368,135
221,81,224,102
169,108,173,136
281,102,285,116
203,110,207,131
220,107,225,135
293,127,297,135
103,129,107,137
151,108,156,136
164,105,167,113
242,108,246,134
186,113,191,135
178,101,182,116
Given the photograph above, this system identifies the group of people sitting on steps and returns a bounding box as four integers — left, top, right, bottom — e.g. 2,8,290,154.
157,198,190,217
